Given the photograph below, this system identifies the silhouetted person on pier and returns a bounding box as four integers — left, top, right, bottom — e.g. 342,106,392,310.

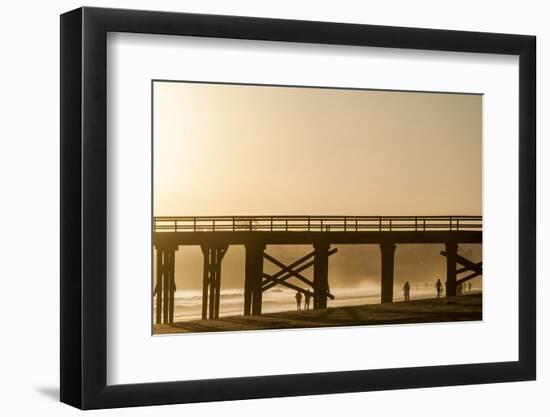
403,281,411,302
436,279,443,298
304,291,312,311
295,291,303,311
457,282,463,296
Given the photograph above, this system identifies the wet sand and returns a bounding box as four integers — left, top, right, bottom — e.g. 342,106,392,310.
153,293,482,334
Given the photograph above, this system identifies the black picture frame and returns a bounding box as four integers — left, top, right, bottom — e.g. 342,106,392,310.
60,6,536,410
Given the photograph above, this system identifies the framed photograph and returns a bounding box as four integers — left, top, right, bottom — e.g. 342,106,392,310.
60,7,536,409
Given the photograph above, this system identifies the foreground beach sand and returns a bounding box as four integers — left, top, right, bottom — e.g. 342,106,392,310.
153,293,482,334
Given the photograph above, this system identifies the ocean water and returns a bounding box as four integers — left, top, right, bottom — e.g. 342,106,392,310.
154,284,481,322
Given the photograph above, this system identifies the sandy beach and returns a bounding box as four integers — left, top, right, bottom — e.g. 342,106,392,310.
153,293,482,334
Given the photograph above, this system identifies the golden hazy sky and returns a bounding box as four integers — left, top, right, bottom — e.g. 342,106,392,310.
152,81,482,292
153,81,481,216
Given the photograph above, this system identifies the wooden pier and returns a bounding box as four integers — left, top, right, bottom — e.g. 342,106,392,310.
153,215,482,324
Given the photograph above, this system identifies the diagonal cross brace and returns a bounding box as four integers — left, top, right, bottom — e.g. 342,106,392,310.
262,269,335,300
264,251,316,282
441,251,482,275
262,258,316,290
262,249,337,299
263,249,337,288
457,262,482,274
457,271,481,285
264,252,316,288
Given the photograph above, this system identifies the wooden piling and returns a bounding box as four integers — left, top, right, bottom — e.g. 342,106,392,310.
243,280,252,316
313,242,330,309
162,252,170,323
201,245,209,320
155,250,163,324
253,287,263,315
200,245,228,320
380,241,396,303
168,252,175,323
154,246,178,325
216,247,228,318
208,249,216,319
214,249,221,319
245,242,265,316
445,242,458,296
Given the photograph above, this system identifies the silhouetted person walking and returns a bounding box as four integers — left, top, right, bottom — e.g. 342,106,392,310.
436,279,443,298
295,291,302,311
403,281,411,302
468,282,472,292
304,291,312,311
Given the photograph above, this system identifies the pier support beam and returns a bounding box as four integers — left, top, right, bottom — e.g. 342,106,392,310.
201,244,228,319
313,242,330,309
380,241,396,303
445,242,458,297
244,242,265,316
155,245,178,324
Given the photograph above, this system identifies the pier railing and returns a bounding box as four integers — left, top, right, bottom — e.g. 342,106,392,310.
154,215,482,233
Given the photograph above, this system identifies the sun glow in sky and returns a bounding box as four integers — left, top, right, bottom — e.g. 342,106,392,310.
154,82,482,217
